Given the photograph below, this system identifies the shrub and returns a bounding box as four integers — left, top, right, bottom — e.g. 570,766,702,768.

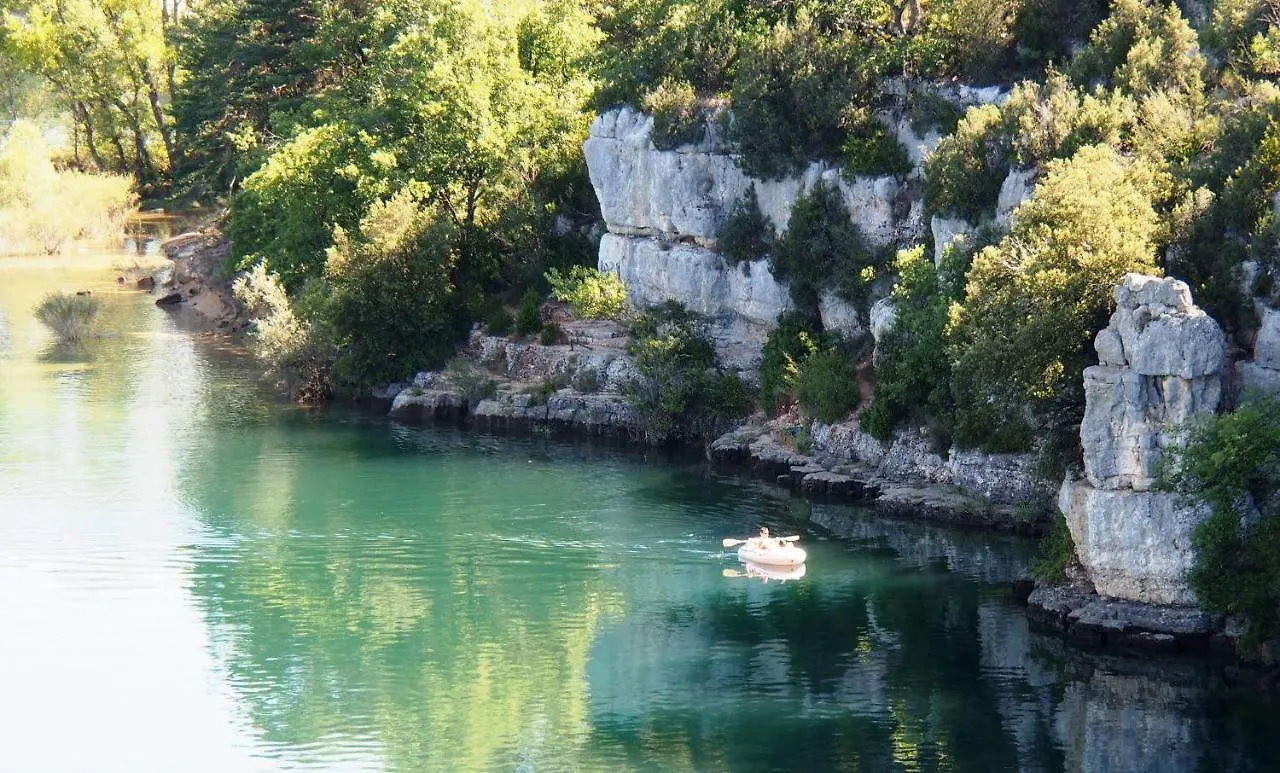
729,13,874,179
1031,512,1078,584
544,266,628,319
868,245,968,443
841,113,911,177
572,367,600,393
516,288,543,337
759,311,822,416
233,262,335,403
1159,394,1280,646
794,347,860,424
485,306,514,336
923,104,1010,222
949,145,1160,453
719,186,773,265
445,358,498,405
624,301,749,443
323,192,468,385
643,79,706,150
771,184,877,315
540,322,568,345
33,292,102,342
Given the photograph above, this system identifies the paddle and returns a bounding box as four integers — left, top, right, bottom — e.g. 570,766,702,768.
721,535,800,548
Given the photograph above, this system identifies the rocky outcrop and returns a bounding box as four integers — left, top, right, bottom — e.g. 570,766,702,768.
158,229,246,330
1061,274,1226,607
1238,306,1280,394
809,422,1051,506
585,106,923,357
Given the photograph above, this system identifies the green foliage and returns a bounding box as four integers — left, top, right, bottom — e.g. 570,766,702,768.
33,292,102,342
949,144,1160,453
624,301,751,444
1031,512,1077,584
719,186,773,266
1159,395,1280,645
322,192,468,386
1010,0,1109,66
759,311,822,416
485,307,515,336
545,266,628,319
771,184,879,314
233,262,335,403
923,104,1009,221
794,347,861,424
516,288,543,337
445,358,498,405
642,79,706,150
841,113,911,177
540,322,568,345
869,245,964,443
4,0,175,187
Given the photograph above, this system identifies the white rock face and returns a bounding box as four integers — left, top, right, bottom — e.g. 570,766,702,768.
585,106,914,250
931,215,972,266
819,292,863,338
599,234,791,328
1058,480,1206,606
586,105,925,364
870,298,897,342
1065,274,1224,606
995,167,1036,228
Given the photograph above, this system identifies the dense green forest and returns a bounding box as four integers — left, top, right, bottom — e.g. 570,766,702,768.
3,0,1280,441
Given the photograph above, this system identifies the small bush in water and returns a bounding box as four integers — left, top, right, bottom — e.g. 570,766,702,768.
34,292,102,342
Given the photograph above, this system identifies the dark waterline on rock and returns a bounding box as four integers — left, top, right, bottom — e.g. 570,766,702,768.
2,260,1279,772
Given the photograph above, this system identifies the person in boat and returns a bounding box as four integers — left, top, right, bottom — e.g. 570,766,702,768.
753,527,779,551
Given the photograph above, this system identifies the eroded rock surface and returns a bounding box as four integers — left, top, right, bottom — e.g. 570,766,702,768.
1064,274,1224,605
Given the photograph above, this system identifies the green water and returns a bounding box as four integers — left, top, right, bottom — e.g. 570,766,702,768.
2,258,1279,773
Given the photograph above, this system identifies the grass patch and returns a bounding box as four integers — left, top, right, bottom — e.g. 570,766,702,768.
34,292,102,342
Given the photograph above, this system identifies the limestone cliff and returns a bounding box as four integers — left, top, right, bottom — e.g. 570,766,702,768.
1060,274,1225,606
584,106,925,354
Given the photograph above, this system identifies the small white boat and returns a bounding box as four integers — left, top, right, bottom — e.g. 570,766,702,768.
737,540,807,567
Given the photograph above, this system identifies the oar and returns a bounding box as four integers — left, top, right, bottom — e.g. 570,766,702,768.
721,535,801,548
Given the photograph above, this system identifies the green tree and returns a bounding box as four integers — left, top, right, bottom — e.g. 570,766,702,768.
949,144,1160,453
1160,394,1280,645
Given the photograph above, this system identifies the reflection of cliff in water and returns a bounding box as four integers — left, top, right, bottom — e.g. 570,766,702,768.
586,514,1280,772
810,502,1038,584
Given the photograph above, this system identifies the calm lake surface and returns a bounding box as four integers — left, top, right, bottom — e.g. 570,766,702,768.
2,253,1279,773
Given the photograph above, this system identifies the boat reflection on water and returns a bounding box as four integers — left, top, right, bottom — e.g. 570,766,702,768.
722,560,807,583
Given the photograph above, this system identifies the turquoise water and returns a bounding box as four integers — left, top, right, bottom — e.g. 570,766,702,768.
1,259,1278,772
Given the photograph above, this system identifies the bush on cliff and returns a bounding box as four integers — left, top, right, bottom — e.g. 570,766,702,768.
625,301,752,444
770,184,879,317
866,245,966,444
1159,394,1280,646
545,266,628,320
719,186,772,266
759,311,822,416
948,144,1160,454
516,289,543,337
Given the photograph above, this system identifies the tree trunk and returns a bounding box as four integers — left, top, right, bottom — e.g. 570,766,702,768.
142,68,177,166
74,101,106,171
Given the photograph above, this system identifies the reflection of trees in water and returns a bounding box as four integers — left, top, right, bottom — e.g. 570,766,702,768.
176,422,1280,772
182,430,630,771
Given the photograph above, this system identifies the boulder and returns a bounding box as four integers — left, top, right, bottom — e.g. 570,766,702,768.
819,292,862,338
